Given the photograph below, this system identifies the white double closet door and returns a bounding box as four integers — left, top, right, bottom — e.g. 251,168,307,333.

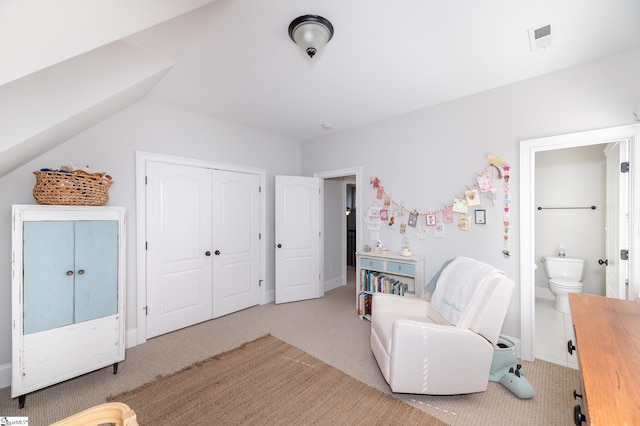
145,162,260,338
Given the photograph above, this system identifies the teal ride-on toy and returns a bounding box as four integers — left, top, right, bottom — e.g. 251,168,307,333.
489,336,535,399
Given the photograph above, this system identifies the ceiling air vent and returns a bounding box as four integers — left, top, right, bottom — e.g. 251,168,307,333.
528,24,553,52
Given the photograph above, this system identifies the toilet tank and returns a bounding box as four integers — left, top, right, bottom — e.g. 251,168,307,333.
542,256,585,281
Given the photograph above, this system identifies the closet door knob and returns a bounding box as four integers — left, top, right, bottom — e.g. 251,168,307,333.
205,251,211,256
77,269,85,275
215,250,221,255
277,244,282,248
66,270,74,276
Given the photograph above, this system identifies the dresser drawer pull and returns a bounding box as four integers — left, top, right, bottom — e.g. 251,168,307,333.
573,404,586,424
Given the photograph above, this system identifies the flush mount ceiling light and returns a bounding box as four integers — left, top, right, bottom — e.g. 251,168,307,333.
288,15,334,58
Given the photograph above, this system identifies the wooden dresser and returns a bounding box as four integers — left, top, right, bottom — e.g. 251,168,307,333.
569,293,640,425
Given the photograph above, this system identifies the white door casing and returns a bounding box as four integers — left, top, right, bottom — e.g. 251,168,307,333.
520,124,640,362
145,161,213,338
315,166,364,296
275,175,322,304
604,140,629,299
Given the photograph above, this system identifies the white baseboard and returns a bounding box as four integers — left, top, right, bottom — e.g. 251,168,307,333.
264,289,275,304
126,328,139,349
324,277,343,292
535,286,554,300
0,362,10,390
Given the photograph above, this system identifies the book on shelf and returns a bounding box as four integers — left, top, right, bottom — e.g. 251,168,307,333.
358,292,372,317
360,269,409,295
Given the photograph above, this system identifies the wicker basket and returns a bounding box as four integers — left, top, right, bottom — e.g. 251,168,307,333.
33,170,112,206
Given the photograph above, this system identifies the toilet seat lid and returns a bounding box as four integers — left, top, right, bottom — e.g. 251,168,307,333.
550,278,582,288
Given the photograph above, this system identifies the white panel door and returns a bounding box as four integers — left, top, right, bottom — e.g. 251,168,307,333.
146,162,213,338
275,176,322,304
212,170,260,317
604,140,629,299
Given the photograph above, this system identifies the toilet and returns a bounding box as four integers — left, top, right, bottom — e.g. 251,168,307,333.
542,255,585,313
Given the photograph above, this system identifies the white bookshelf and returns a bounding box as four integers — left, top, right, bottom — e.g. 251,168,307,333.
356,252,425,320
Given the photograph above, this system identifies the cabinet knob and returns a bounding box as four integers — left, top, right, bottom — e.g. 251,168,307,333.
215,250,221,255
77,270,85,275
568,339,576,355
573,390,582,400
205,251,211,256
66,270,74,276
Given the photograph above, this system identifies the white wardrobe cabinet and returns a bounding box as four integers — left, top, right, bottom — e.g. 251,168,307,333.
11,205,126,408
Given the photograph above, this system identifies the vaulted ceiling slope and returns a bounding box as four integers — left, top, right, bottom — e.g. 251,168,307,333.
1,0,640,178
0,0,216,178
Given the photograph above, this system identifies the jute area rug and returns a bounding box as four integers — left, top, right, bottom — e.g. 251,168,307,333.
108,334,446,425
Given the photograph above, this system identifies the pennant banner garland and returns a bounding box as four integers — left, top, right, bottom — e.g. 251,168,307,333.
368,154,511,258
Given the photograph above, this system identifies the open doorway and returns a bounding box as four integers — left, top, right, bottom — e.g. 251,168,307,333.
315,167,363,295
533,144,609,368
519,124,640,362
346,183,357,268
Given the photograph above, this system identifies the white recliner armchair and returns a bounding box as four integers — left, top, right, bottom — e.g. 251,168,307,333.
370,257,515,395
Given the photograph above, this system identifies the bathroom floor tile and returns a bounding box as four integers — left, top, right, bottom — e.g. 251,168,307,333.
535,298,578,370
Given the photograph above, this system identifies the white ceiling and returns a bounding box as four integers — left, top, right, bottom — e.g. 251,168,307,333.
123,0,640,141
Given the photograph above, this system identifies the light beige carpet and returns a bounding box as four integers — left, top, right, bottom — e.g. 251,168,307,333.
0,274,579,425
107,334,447,425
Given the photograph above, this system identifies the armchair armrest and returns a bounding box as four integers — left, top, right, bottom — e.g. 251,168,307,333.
372,293,428,318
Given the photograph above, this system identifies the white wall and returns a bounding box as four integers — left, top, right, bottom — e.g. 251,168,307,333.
534,145,606,297
301,47,640,339
0,99,301,380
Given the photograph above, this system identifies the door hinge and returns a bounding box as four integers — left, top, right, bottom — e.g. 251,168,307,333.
143,306,148,316
145,176,148,184
259,186,262,193
621,249,629,261
259,279,263,287
146,241,148,250
621,162,629,173
259,233,262,240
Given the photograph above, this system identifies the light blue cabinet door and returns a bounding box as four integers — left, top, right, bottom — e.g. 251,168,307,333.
23,220,118,334
74,221,118,322
23,221,75,334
